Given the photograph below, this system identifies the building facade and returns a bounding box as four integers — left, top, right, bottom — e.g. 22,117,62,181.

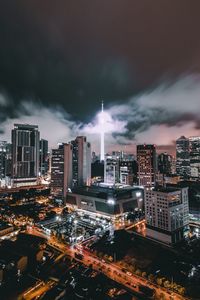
51,136,91,198
66,184,144,217
189,136,200,180
176,136,190,180
137,144,157,187
158,152,172,175
145,187,189,245
39,139,48,176
104,156,119,184
0,141,11,179
71,136,91,187
51,143,73,197
12,124,40,186
119,160,138,185
51,144,65,197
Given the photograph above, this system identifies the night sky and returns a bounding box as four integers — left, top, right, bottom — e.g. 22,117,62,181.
0,1,200,153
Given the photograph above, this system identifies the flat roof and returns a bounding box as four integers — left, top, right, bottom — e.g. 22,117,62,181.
152,186,181,193
70,185,143,200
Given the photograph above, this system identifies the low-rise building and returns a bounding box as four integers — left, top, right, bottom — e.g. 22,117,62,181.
66,184,144,218
145,186,189,245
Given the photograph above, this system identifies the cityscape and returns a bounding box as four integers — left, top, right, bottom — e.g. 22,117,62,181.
0,2,200,300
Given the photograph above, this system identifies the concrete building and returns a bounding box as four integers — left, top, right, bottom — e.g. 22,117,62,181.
164,175,181,185
66,184,144,218
189,136,200,180
12,124,40,187
63,143,73,196
137,144,157,187
176,136,190,180
0,141,12,179
157,152,172,175
145,186,189,245
51,137,91,198
91,160,104,180
51,143,72,197
104,156,119,184
71,136,91,187
39,139,48,176
119,160,138,185
104,153,137,186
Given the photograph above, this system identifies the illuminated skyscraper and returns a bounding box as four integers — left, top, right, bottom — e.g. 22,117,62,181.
145,186,189,245
0,141,11,179
39,139,48,175
51,136,91,198
51,143,73,197
12,124,40,186
71,136,91,187
189,136,200,180
158,152,172,175
137,144,157,187
176,136,190,180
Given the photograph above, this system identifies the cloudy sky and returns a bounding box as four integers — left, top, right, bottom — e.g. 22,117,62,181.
0,1,200,154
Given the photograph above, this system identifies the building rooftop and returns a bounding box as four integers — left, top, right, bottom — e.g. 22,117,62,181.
70,184,143,200
152,186,181,193
14,123,38,129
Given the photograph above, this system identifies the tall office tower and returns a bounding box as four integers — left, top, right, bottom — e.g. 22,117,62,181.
0,141,12,179
158,152,172,175
137,144,157,187
119,160,138,185
51,144,64,196
145,186,189,245
71,136,91,187
171,156,177,175
51,143,73,197
0,141,7,179
104,156,119,184
39,139,48,176
189,136,200,180
12,124,40,186
176,136,190,180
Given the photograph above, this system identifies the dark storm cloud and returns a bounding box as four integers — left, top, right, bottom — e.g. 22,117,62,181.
1,1,200,118
1,0,200,150
1,75,200,152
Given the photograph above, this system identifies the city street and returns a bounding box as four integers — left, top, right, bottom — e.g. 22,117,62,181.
25,227,187,300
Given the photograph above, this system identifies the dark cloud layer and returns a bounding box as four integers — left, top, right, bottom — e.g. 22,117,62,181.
0,1,200,152
1,1,200,117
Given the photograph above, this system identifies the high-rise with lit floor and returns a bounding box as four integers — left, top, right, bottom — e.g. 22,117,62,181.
71,136,91,187
189,136,200,180
12,124,40,187
137,144,156,187
39,139,48,176
51,136,91,199
145,186,189,245
176,136,190,180
51,143,73,198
